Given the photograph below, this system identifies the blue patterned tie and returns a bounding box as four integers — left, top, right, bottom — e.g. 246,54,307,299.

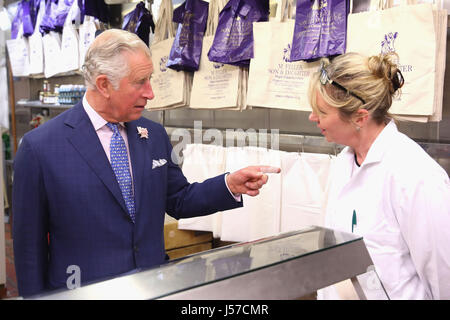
106,123,135,223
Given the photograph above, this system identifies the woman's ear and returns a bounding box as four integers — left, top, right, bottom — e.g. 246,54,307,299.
95,75,111,99
353,109,369,129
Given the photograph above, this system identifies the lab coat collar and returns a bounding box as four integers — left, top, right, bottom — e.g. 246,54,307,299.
342,120,398,167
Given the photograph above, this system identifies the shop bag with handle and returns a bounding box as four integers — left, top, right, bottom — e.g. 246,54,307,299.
396,1,447,123
166,0,209,72
290,0,348,62
6,4,30,77
39,0,74,77
122,1,155,46
208,0,270,67
428,2,447,122
21,0,41,37
6,23,30,77
10,0,24,40
346,0,436,116
81,0,110,24
28,0,46,75
247,0,320,111
190,0,242,110
146,0,190,110
54,0,75,32
79,15,99,70
39,0,59,34
60,0,81,73
42,31,62,78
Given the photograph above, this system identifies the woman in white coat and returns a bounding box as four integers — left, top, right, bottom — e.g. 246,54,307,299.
308,52,450,300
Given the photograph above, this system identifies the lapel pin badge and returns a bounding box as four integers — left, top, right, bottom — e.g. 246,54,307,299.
137,126,149,139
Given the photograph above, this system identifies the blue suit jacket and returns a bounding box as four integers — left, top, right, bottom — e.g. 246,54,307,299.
12,102,242,297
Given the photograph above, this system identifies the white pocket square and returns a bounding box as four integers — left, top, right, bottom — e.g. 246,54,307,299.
152,159,167,169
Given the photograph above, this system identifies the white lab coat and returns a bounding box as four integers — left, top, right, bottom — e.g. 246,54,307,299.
319,121,450,300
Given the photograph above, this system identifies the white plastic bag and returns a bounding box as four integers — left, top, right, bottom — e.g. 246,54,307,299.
6,24,30,77
28,0,45,75
78,15,98,69
1,29,9,129
178,144,226,237
221,147,282,242
42,31,62,78
60,0,81,73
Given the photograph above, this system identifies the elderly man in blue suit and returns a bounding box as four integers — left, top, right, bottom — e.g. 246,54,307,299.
12,29,280,297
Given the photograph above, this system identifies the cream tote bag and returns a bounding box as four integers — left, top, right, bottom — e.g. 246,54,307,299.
189,35,241,110
247,0,319,111
347,0,436,116
429,2,447,122
28,0,45,75
147,0,190,110
397,3,447,123
147,37,189,110
190,0,241,110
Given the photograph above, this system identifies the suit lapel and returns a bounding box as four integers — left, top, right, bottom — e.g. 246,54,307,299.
65,103,129,215
126,121,150,222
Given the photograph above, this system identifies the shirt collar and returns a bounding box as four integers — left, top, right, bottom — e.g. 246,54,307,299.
342,119,398,166
82,94,125,131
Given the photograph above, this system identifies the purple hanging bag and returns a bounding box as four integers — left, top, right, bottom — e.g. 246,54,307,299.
166,0,209,72
290,0,348,62
207,0,269,67
122,1,155,47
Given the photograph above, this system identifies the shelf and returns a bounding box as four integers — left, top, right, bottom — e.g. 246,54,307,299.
15,70,84,80
16,100,74,109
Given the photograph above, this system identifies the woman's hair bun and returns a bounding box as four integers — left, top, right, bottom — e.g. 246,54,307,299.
368,53,404,94
391,69,404,92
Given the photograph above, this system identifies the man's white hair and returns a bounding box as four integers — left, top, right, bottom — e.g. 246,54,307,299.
82,29,151,90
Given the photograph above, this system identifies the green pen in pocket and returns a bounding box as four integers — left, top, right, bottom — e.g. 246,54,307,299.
352,210,357,233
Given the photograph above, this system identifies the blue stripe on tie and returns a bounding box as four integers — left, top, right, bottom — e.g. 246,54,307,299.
106,123,135,223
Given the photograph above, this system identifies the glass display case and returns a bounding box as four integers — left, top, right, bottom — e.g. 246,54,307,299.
28,226,388,300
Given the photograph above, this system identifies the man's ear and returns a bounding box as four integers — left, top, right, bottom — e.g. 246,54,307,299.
353,109,369,128
95,75,111,98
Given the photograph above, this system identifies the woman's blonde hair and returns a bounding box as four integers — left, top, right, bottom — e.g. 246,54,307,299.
308,52,404,124
82,29,151,90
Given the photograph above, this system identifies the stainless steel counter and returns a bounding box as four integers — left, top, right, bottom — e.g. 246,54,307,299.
27,226,387,300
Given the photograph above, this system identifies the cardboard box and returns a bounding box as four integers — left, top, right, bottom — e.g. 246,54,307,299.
164,221,212,251
166,242,213,260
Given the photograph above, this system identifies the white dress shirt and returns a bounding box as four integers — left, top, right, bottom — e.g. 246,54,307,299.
82,95,134,184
